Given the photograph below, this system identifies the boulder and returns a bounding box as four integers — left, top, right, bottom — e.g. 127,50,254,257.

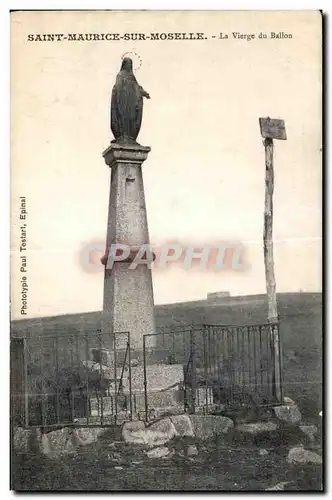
122,418,178,447
41,427,78,458
189,415,234,439
122,420,146,444
287,445,322,465
13,425,111,458
283,396,296,405
107,450,122,462
13,427,42,455
73,427,107,446
299,425,318,442
266,482,289,491
187,444,198,457
148,417,176,433
274,402,302,425
38,427,77,458
170,414,194,437
108,441,122,448
13,427,27,454
146,446,171,459
236,421,278,434
146,417,178,443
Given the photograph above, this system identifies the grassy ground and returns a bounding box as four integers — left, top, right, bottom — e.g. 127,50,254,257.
11,428,323,492
11,293,322,491
11,447,323,492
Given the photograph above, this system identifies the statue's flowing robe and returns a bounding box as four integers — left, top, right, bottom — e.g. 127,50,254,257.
111,70,143,141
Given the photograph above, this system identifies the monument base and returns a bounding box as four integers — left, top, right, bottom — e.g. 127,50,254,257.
82,348,214,421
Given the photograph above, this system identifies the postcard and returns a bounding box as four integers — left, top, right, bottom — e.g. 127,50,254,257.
10,10,322,491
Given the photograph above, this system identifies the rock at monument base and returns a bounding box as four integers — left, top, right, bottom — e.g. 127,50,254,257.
187,444,198,457
142,426,176,447
73,427,107,446
146,446,170,459
13,427,42,455
147,417,178,441
287,445,322,466
236,421,278,434
13,427,28,454
265,482,289,491
299,425,318,442
13,425,111,459
40,428,77,458
189,415,234,439
122,420,146,444
273,403,302,425
170,414,194,437
287,446,323,465
283,396,296,405
122,418,178,447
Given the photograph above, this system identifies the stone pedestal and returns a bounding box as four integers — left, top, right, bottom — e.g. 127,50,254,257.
122,363,185,416
102,142,156,350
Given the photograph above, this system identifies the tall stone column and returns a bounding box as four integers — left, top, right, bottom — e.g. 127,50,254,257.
102,142,156,351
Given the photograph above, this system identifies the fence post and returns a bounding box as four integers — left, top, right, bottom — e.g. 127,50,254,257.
127,333,133,420
84,335,90,426
99,333,104,426
143,336,148,422
227,328,234,403
23,339,29,428
272,323,283,402
203,326,209,414
113,334,118,425
190,329,197,414
39,327,46,428
55,335,60,425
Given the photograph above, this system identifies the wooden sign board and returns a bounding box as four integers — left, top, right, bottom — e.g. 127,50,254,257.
259,117,287,140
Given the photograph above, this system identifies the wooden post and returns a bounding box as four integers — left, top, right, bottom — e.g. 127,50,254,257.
263,137,278,323
259,117,286,403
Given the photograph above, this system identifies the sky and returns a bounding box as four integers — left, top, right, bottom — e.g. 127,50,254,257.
10,10,322,319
